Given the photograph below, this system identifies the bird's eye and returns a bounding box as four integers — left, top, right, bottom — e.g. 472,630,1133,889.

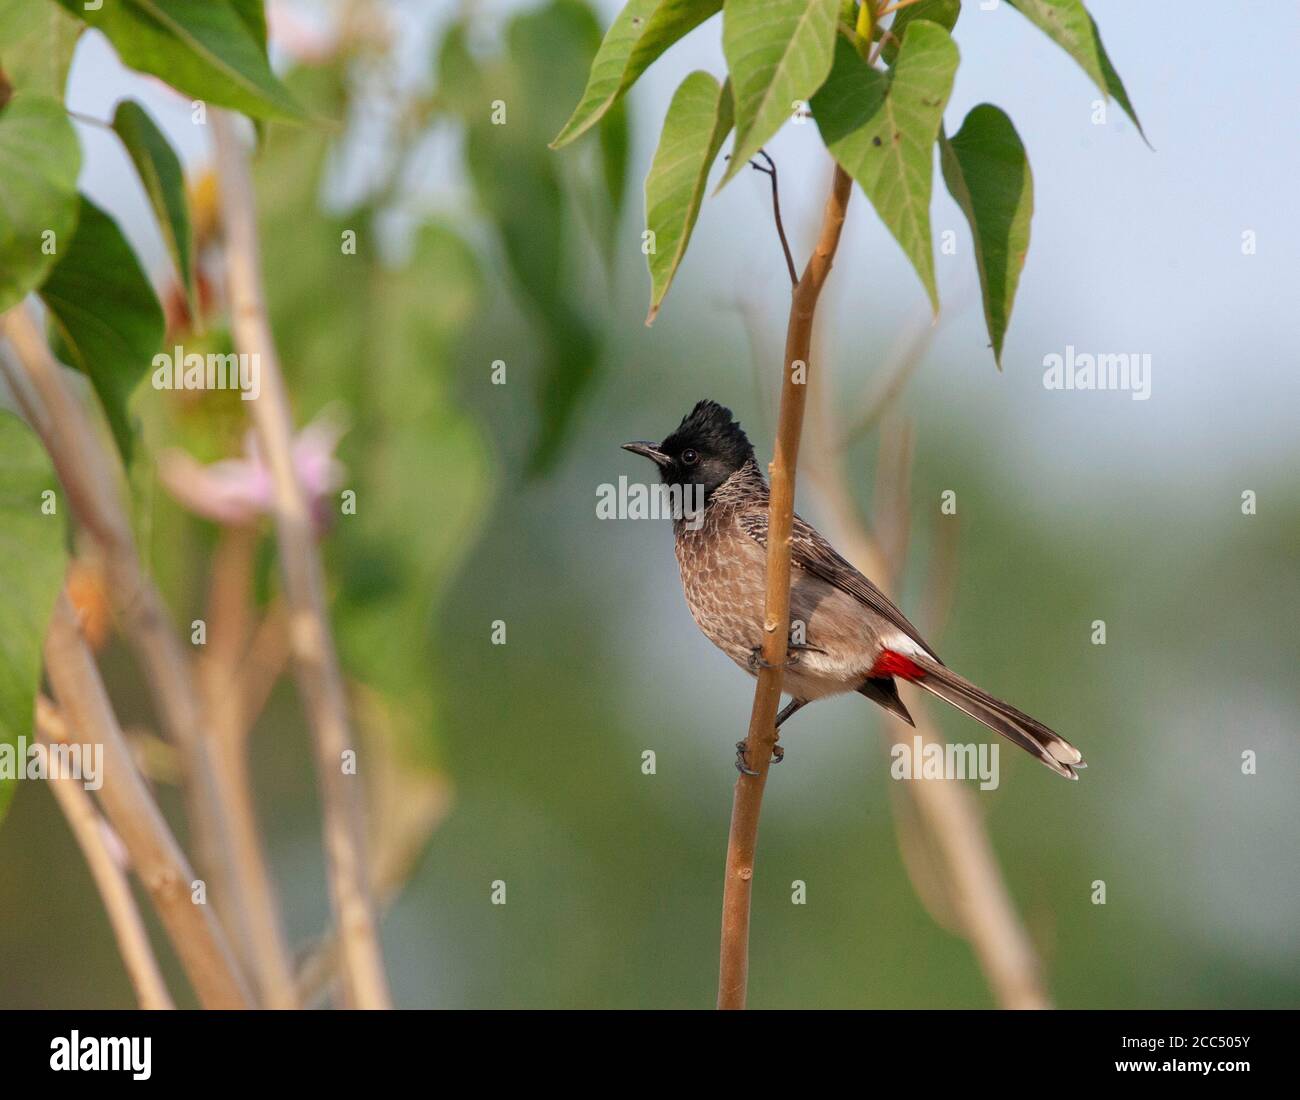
681,448,700,466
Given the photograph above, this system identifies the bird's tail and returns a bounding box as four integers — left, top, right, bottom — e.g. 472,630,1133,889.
871,650,1085,780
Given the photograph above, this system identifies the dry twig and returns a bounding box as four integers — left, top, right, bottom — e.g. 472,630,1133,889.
212,111,391,1009
43,593,251,1008
37,698,175,1010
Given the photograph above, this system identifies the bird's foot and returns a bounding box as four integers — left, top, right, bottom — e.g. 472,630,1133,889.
747,642,825,673
734,740,759,776
734,740,784,774
747,647,788,672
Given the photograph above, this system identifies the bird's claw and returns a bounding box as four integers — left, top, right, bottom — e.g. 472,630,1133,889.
735,739,784,774
734,740,759,776
747,641,825,673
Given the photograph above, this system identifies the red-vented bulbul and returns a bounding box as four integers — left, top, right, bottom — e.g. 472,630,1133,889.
624,400,1084,779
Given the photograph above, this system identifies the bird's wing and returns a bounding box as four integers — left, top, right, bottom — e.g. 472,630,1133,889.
738,508,939,660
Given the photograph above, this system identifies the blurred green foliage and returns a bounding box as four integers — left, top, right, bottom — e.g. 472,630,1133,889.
0,1,1296,1012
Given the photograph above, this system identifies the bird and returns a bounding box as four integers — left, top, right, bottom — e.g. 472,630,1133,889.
623,399,1085,780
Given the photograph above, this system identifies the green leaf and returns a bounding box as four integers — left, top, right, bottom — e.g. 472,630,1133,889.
230,0,268,53
0,410,67,826
719,0,840,187
644,72,733,324
54,0,301,120
440,4,607,474
551,0,722,148
940,104,1033,368
599,96,630,226
881,0,959,66
812,21,959,311
1006,0,1145,142
0,0,82,100
112,100,194,312
0,94,81,313
39,198,164,462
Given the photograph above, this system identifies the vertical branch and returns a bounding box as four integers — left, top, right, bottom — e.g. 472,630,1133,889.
0,304,252,966
211,111,391,1009
717,164,854,1010
43,594,252,1009
37,699,175,1010
199,528,299,1008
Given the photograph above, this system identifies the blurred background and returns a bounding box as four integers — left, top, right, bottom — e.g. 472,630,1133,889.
0,0,1296,1007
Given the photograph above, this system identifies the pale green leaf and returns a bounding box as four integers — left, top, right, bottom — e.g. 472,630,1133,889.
0,94,81,313
39,198,164,462
812,21,959,311
0,411,67,826
880,0,958,66
645,72,733,324
719,0,840,187
552,0,722,148
0,0,82,100
1006,0,1145,142
112,100,194,310
54,0,301,120
940,104,1033,368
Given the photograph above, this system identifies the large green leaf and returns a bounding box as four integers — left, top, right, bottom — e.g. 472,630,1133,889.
335,224,493,701
719,0,840,187
644,72,733,324
812,21,959,311
0,0,82,100
0,411,67,826
39,198,164,462
940,104,1033,369
599,96,630,229
1006,0,1145,142
551,0,722,148
54,0,300,120
230,0,268,53
112,100,194,310
0,95,81,313
880,0,959,66
440,2,606,473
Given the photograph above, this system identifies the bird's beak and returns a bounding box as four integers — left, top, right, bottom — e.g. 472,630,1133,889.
622,440,670,468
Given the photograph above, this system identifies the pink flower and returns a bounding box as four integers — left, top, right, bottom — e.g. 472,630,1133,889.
160,416,345,533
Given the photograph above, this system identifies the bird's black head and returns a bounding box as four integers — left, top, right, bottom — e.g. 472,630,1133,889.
622,400,755,500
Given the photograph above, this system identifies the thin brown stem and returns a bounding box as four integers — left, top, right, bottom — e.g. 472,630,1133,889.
43,593,252,1008
37,699,175,1010
199,527,298,1008
717,163,854,1010
0,303,252,967
212,111,391,1009
749,150,798,288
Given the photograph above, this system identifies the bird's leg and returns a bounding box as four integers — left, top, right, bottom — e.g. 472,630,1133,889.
736,698,806,772
769,698,807,766
775,698,807,729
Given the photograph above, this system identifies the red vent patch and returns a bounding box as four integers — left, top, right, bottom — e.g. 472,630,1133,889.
869,649,925,681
